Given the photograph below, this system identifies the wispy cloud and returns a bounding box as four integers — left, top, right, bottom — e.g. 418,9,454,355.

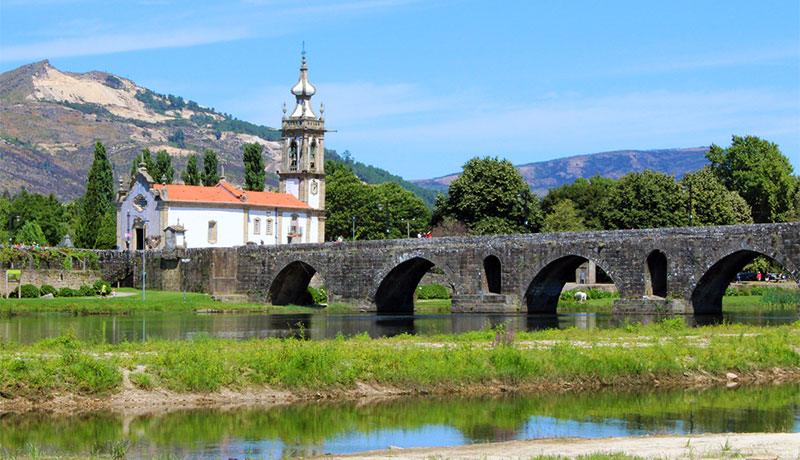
0,0,421,62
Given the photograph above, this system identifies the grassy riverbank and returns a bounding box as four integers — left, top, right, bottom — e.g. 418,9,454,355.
0,288,355,316
1,320,798,403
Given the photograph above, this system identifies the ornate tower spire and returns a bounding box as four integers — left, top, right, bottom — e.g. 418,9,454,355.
289,56,317,119
278,52,327,242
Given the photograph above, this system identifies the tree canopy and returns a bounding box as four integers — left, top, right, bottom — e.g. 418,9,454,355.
243,142,266,191
153,150,175,184
679,167,752,226
325,160,430,240
182,154,200,186
604,170,688,230
707,135,795,223
201,149,220,186
76,141,116,249
541,199,587,233
433,156,540,235
540,175,615,230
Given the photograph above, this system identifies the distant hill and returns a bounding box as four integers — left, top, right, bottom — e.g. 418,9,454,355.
0,60,440,206
0,60,283,201
411,148,711,196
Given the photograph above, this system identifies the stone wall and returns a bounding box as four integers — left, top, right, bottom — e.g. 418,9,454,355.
1,268,102,296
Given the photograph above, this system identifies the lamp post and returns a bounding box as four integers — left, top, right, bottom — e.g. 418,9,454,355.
181,258,191,303
351,215,356,241
688,182,694,227
401,217,415,238
141,219,148,301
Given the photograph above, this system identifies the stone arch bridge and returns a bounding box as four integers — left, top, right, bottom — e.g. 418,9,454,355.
105,223,799,315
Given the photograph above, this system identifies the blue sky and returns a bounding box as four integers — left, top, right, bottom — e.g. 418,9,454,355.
1,0,798,180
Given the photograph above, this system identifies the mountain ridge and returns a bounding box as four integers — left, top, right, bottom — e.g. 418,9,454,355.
411,147,710,196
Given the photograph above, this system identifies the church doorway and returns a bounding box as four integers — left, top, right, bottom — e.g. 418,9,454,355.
135,228,144,250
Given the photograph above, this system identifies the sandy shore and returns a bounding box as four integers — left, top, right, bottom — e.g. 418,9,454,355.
316,433,800,460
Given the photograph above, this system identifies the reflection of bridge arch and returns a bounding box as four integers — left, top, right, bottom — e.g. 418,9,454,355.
523,254,619,314
371,254,459,314
267,260,325,306
690,249,799,315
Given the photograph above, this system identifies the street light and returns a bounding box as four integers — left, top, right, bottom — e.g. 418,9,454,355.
140,219,149,301
181,258,191,302
378,201,389,237
351,215,356,241
401,217,415,238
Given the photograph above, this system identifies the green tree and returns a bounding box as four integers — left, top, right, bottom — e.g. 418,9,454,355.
15,221,48,245
94,212,117,249
788,176,800,222
182,155,201,186
9,191,67,246
707,135,796,223
680,167,752,226
154,150,174,184
433,156,540,235
541,199,587,233
168,129,186,148
76,141,115,249
325,160,430,240
130,152,142,178
541,175,616,230
140,148,157,179
243,142,266,191
201,149,220,186
604,170,688,230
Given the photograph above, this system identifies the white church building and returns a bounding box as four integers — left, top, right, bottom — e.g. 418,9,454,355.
116,55,327,249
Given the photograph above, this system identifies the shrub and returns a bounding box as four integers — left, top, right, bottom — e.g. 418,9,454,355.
39,284,57,297
78,285,95,297
57,287,76,297
307,285,327,305
417,284,450,299
8,284,41,298
93,280,111,292
760,288,800,307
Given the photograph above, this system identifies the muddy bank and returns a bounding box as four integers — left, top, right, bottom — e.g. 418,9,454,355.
2,367,799,414
315,432,800,460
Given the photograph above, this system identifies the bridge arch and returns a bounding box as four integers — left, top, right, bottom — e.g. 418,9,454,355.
483,255,502,294
690,249,799,315
371,254,459,314
267,260,326,306
645,250,668,297
523,254,619,314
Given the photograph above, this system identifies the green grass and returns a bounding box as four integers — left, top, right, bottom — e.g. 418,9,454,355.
1,321,798,398
0,288,353,316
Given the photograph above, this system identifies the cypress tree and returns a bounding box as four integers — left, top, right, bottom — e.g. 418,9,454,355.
130,152,142,178
243,142,266,191
77,141,115,248
154,150,174,184
182,154,200,185
201,149,220,186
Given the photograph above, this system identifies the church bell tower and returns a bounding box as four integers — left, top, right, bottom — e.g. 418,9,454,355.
278,54,326,215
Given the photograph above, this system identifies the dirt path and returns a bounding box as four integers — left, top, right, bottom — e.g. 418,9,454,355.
316,433,800,460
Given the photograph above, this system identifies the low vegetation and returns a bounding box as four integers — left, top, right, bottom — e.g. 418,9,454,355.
1,320,798,399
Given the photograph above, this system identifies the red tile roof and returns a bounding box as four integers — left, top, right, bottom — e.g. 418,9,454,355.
154,182,311,209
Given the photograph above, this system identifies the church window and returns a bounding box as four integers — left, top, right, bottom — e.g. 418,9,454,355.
290,214,299,235
310,140,316,168
265,219,273,235
133,194,148,212
253,218,261,234
208,221,217,244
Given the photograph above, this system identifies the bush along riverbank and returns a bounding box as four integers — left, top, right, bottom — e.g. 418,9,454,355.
1,320,798,411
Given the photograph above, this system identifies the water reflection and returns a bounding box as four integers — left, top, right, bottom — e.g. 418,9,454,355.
0,309,796,344
1,384,797,459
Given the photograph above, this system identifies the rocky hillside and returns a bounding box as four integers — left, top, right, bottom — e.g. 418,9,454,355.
411,148,710,196
0,60,282,201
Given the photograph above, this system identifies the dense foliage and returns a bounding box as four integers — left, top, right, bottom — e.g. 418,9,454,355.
707,135,796,223
433,156,540,235
76,141,115,249
327,149,438,207
201,149,220,186
325,160,431,240
182,155,200,186
243,142,266,191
